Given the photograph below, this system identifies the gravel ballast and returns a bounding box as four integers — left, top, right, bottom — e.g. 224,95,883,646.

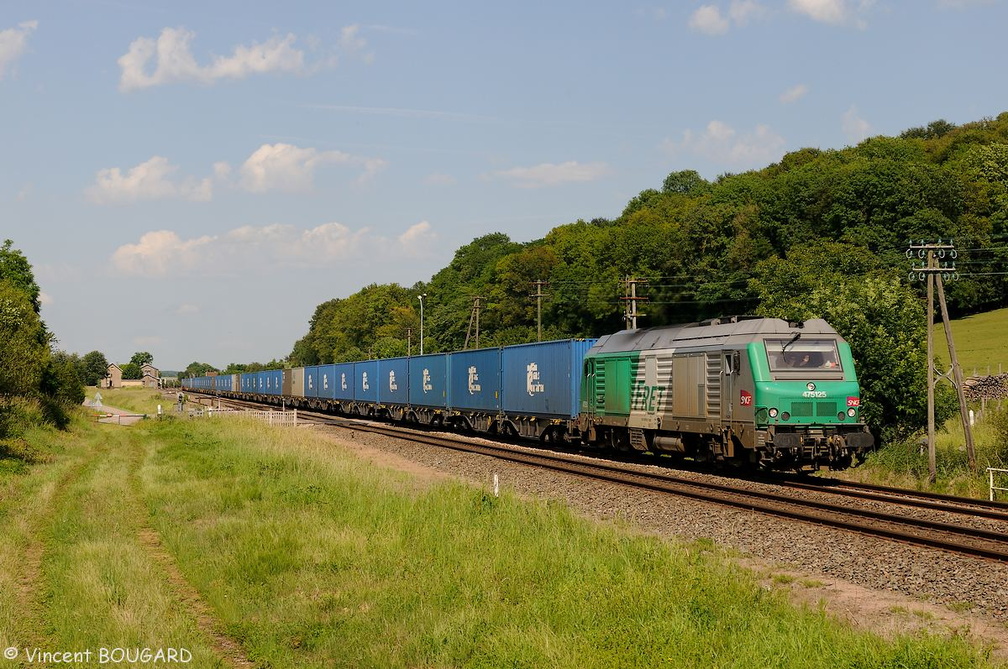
319,424,1008,657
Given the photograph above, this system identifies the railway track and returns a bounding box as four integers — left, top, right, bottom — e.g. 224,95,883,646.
187,392,1008,564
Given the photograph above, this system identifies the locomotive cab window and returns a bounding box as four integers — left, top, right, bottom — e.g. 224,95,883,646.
765,338,842,374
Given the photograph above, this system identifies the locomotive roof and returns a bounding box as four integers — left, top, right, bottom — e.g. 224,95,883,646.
587,317,840,354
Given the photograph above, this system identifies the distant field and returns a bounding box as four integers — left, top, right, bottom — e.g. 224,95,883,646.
935,307,1008,377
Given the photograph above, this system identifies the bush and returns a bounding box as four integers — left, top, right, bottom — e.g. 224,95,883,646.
0,397,53,464
990,403,1008,461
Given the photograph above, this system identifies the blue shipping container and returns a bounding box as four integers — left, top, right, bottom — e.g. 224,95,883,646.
262,369,283,396
408,354,448,410
500,339,596,418
354,360,379,404
315,364,337,399
378,357,410,405
333,363,355,401
240,372,256,393
447,348,501,412
304,366,321,398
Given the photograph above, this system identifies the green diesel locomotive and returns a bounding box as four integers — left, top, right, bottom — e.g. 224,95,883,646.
577,316,874,470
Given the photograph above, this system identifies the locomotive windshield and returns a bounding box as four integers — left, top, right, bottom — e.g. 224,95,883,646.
765,338,842,372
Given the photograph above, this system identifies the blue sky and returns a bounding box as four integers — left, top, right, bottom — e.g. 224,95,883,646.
2,0,1005,371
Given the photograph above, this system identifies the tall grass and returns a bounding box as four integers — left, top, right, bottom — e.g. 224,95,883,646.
0,393,998,666
0,411,225,667
852,403,1008,497
138,417,993,667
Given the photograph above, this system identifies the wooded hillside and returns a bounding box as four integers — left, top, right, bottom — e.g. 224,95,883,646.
289,114,1008,443
292,114,1008,361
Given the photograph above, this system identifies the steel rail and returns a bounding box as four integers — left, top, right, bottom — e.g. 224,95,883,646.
187,393,1008,562
321,418,1008,563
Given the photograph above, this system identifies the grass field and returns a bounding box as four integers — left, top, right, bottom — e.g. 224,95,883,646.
935,306,1008,376
0,389,999,667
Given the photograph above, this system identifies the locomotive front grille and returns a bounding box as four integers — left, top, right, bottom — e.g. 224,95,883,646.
816,401,838,417
789,401,839,419
790,401,813,417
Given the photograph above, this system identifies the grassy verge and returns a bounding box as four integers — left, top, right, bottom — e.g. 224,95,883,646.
0,390,999,667
0,409,223,667
141,417,991,666
845,403,1008,498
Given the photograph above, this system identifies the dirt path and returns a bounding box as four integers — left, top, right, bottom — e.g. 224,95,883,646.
4,423,255,668
136,528,256,669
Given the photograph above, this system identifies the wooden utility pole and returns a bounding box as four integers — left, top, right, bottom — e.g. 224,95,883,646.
621,276,648,330
533,279,547,341
908,240,975,483
464,296,482,349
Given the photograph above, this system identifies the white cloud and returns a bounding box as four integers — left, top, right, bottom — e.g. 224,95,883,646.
689,6,730,34
780,83,809,103
0,20,37,79
729,0,767,25
842,105,872,142
87,156,213,204
398,221,436,248
175,304,199,315
662,120,787,167
788,0,846,23
689,2,766,34
338,24,374,63
788,0,874,26
111,230,215,276
39,291,53,306
492,161,612,188
237,143,386,192
111,221,435,278
118,27,310,91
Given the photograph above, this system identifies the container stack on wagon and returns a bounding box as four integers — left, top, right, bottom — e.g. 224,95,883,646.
183,339,596,442
181,318,876,470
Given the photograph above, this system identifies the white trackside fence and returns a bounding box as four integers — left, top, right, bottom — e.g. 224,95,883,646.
988,468,1008,502
189,407,298,426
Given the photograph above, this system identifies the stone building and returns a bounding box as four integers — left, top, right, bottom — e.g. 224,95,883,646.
104,363,122,389
141,363,160,388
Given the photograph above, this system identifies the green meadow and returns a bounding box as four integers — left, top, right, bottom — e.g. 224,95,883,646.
0,388,999,667
935,306,1008,377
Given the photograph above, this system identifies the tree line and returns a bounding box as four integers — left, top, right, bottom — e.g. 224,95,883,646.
285,113,1008,445
1,240,89,452
1,238,178,455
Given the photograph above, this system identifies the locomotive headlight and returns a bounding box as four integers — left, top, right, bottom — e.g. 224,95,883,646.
768,407,779,418
847,408,857,418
